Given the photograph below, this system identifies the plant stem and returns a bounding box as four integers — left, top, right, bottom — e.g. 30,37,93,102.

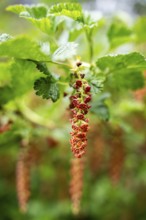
85,30,94,63
46,60,71,68
17,101,55,129
28,59,71,68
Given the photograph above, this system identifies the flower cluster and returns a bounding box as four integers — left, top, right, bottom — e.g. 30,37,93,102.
70,62,91,158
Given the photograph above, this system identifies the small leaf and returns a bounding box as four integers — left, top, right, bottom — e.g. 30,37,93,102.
34,62,51,76
7,4,48,18
34,77,59,102
52,42,78,61
7,4,52,34
6,4,26,14
49,3,83,22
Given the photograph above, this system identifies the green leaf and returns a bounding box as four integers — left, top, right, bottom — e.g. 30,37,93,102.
69,16,105,41
0,60,39,105
34,77,59,102
134,16,146,43
34,62,51,75
0,62,11,86
52,42,78,61
49,3,83,22
107,17,134,49
7,4,48,18
91,93,110,121
108,70,145,91
96,52,146,91
97,52,146,72
0,35,50,61
7,4,52,34
6,4,26,14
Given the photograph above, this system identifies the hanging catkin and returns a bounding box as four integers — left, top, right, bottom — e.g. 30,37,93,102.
90,128,104,174
69,158,84,215
16,141,31,213
109,128,125,185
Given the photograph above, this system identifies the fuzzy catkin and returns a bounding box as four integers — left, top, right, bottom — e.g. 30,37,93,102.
16,145,31,213
70,158,84,215
109,129,125,185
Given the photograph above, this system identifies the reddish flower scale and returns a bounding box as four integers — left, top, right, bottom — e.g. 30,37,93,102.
69,62,92,158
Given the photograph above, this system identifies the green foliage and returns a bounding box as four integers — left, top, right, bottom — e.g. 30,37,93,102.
107,17,134,49
7,4,52,34
0,60,39,105
97,52,146,91
34,77,60,102
109,70,145,91
49,3,83,22
97,52,146,72
91,93,110,121
0,35,51,61
134,16,146,43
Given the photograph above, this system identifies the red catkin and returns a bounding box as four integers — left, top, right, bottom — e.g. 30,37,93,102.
69,63,91,158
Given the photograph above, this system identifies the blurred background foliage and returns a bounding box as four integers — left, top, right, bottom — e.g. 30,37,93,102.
0,0,146,220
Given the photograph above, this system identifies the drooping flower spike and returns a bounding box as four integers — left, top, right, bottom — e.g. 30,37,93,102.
69,61,91,158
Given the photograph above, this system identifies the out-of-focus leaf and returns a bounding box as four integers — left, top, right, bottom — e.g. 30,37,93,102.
0,35,51,61
108,70,145,91
107,17,134,48
0,63,11,86
91,93,110,121
7,4,48,18
96,52,146,72
134,16,146,43
7,4,53,34
97,52,145,91
0,60,39,105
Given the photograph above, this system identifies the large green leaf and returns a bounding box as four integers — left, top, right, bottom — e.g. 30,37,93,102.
0,60,40,105
0,35,50,61
49,3,83,22
97,52,146,72
96,52,146,91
